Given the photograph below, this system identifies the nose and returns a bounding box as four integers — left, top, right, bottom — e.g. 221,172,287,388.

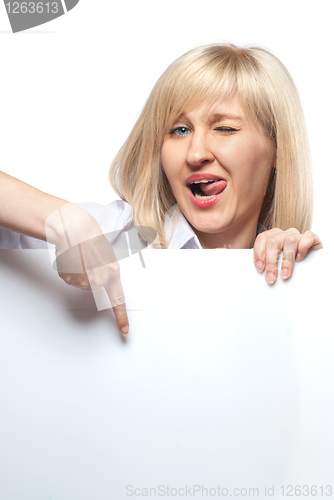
185,131,215,168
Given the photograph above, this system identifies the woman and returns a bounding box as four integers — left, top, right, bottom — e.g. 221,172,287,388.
0,43,322,335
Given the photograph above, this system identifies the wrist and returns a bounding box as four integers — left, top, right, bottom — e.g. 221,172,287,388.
45,203,103,251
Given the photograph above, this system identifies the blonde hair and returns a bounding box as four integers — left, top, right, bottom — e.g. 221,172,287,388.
109,43,313,248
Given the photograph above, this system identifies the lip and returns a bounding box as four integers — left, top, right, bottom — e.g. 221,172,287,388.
186,185,226,208
185,173,227,185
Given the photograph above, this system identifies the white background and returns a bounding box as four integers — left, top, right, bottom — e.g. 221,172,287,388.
0,0,333,246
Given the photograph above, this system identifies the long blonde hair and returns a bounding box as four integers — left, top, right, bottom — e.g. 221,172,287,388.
109,43,313,248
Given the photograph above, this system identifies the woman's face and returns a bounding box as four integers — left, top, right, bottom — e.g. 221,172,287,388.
161,94,276,249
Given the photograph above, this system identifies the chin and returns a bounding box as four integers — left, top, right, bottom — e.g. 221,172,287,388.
190,220,228,235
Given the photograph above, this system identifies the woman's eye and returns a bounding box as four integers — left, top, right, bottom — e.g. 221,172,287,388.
215,127,238,133
169,126,190,136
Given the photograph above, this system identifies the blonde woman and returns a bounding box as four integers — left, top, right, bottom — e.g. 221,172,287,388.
0,44,322,335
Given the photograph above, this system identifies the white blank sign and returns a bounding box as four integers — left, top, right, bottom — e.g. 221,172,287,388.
0,249,332,500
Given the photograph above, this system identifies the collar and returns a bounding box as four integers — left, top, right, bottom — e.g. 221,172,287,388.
164,204,267,249
164,204,203,249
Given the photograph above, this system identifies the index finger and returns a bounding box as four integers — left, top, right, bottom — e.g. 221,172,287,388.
87,263,129,336
104,264,129,336
112,303,129,336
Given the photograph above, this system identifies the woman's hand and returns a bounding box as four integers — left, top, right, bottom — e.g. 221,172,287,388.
0,173,129,334
253,228,323,284
46,203,129,335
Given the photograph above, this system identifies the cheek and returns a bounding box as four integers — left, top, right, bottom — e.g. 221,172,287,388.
160,143,172,177
216,139,264,175
161,143,182,187
233,141,274,187
253,143,276,187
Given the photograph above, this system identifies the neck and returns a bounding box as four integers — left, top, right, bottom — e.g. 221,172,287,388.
191,221,259,249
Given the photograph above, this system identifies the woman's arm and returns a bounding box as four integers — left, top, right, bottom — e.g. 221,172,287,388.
0,171,68,242
0,171,129,335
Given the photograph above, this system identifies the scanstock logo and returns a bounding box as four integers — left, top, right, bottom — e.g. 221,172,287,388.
3,0,80,33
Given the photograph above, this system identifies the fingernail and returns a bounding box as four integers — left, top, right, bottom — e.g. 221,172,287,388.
255,260,264,272
296,253,302,261
281,267,289,279
266,271,275,284
121,325,129,335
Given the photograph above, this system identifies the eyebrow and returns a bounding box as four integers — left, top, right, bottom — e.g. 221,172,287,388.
176,112,244,124
207,113,244,124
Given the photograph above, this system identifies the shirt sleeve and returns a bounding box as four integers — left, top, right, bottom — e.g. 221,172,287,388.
0,199,133,249
0,228,49,249
74,200,134,238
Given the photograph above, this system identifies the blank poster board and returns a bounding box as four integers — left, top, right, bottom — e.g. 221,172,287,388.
0,249,332,500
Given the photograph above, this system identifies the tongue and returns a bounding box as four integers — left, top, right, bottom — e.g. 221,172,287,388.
200,180,227,196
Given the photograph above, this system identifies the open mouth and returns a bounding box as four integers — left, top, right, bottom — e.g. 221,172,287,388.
188,179,227,199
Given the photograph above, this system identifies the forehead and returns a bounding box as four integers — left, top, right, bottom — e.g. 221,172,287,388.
177,94,246,124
